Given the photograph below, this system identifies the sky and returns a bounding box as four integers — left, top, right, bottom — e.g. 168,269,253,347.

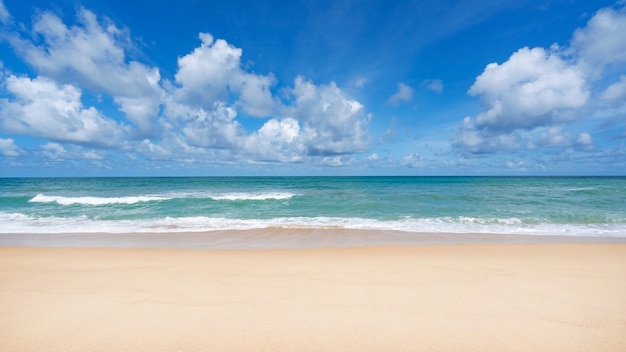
0,0,625,176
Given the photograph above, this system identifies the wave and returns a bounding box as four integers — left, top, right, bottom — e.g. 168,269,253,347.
28,192,296,206
1,212,625,237
29,194,170,206
208,192,296,201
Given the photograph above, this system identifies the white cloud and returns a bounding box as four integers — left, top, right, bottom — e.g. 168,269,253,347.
422,79,444,93
454,120,594,155
285,76,370,156
41,143,66,160
320,155,355,167
165,100,245,150
2,6,374,168
402,153,424,168
455,4,626,157
149,75,370,163
571,6,626,77
602,75,626,101
9,8,163,133
0,0,9,24
469,47,588,131
132,135,220,163
244,118,304,162
136,139,174,161
40,142,107,160
535,127,573,148
453,117,520,154
81,150,106,160
0,138,21,156
0,75,128,146
386,82,413,106
576,132,593,147
173,33,274,117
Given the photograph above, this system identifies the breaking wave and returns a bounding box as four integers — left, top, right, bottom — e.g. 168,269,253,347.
1,212,625,237
208,192,296,201
29,194,170,206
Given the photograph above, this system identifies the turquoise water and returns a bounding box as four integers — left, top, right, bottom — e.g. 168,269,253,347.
1,177,625,237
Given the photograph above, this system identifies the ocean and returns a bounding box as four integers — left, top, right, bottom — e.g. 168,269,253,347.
1,176,625,239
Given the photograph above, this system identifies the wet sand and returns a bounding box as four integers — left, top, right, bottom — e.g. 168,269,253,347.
1,239,625,351
2,228,626,249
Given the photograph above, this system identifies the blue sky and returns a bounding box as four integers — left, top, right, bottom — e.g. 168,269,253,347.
0,0,625,176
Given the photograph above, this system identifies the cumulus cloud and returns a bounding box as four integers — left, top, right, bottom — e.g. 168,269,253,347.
387,82,413,106
422,79,444,93
173,33,274,117
453,117,595,155
453,117,521,154
144,56,369,163
455,4,626,156
570,5,626,77
157,75,370,162
244,118,303,162
576,132,593,147
163,99,244,150
535,127,576,148
469,47,588,131
532,128,592,150
0,5,373,168
284,76,370,156
9,8,162,133
0,75,128,146
0,138,21,156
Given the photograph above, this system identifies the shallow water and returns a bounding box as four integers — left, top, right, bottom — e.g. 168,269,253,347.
1,176,625,237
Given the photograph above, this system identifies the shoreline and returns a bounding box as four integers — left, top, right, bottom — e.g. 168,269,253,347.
2,228,626,250
2,242,626,351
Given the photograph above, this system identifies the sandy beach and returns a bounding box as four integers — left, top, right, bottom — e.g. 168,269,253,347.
1,240,626,351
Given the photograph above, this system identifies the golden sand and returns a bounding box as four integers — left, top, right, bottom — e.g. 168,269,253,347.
1,242,625,351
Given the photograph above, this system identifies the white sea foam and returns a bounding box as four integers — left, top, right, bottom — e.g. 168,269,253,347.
28,192,295,205
209,192,296,201
29,194,170,205
1,212,625,237
0,212,32,221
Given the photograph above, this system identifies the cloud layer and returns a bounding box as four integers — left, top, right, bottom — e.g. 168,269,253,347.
0,7,371,168
453,4,626,158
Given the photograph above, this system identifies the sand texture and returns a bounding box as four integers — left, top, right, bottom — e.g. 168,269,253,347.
1,243,626,351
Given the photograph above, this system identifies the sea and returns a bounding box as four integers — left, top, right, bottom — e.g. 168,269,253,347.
1,176,625,242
